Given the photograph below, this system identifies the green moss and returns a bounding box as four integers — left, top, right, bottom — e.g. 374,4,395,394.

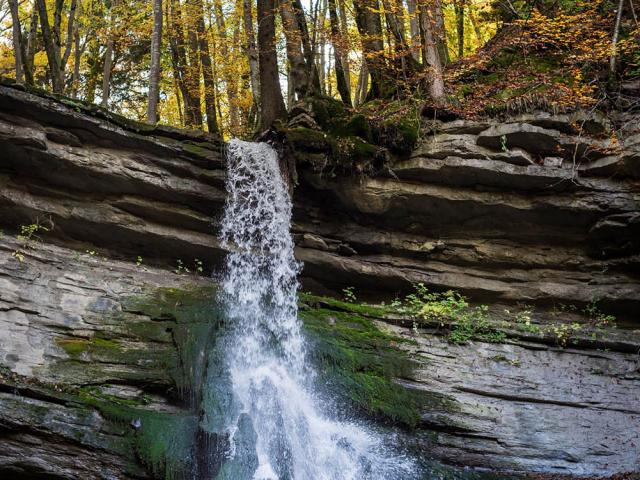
300,306,432,428
300,292,393,318
334,114,372,141
75,390,198,480
181,141,218,159
284,127,331,151
309,95,348,129
57,338,91,357
56,336,122,359
333,136,379,167
122,285,222,395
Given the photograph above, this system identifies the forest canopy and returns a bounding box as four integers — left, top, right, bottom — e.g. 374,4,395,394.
0,0,638,138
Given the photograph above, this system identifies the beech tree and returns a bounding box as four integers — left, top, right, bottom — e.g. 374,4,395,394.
35,0,77,93
8,0,24,84
257,0,286,128
147,0,162,123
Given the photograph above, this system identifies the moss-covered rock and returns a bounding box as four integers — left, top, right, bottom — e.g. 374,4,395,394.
300,301,425,428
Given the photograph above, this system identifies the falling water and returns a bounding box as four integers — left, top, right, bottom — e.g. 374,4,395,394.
216,139,415,480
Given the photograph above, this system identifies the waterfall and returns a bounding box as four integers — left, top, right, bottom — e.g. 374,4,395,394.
215,140,415,480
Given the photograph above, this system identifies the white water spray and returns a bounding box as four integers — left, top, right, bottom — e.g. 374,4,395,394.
217,140,415,480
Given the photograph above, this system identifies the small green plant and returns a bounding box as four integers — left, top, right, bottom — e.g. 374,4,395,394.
549,322,582,347
508,307,541,334
175,259,189,274
342,286,357,303
194,259,204,275
389,284,506,344
448,305,507,345
583,300,616,328
135,256,144,267
12,222,50,262
500,134,508,152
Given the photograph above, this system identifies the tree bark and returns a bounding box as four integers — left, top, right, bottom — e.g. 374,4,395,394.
147,0,163,123
8,0,24,83
337,0,351,93
353,0,386,98
292,0,321,91
101,38,114,107
434,0,449,65
406,0,421,62
609,0,625,75
194,0,218,134
280,0,311,99
70,1,83,97
257,0,287,128
242,0,260,117
328,0,351,105
168,0,188,122
62,0,77,71
418,0,445,102
26,4,38,83
382,0,419,78
36,0,64,92
454,0,465,58
354,61,368,106
213,0,239,132
101,0,117,107
185,2,203,127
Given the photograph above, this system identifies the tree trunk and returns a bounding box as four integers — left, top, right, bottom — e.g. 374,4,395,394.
35,0,64,92
8,0,24,83
242,0,260,116
101,38,114,107
610,0,625,75
168,0,199,127
168,0,188,122
185,4,203,127
328,0,351,105
101,0,117,107
454,0,465,58
26,4,38,84
147,0,163,123
353,0,386,98
434,0,449,65
355,61,369,106
257,0,287,128
214,0,239,132
62,0,78,72
406,0,421,62
70,2,83,97
337,0,351,94
280,0,311,99
292,0,321,91
319,6,327,95
419,0,445,102
194,0,218,134
382,0,418,78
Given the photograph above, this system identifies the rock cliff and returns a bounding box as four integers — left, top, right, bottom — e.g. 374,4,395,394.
0,83,639,478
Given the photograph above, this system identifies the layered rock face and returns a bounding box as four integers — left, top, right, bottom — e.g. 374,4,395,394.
293,112,640,318
1,84,639,478
0,83,226,269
